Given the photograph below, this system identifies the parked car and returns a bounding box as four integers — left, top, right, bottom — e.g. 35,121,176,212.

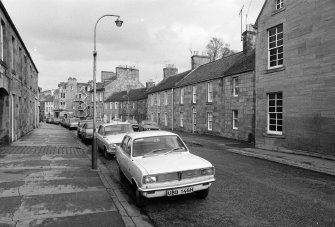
68,118,80,130
52,118,61,124
126,119,139,132
46,117,53,123
138,120,160,131
77,120,93,138
115,131,215,207
81,121,104,144
60,118,67,127
96,122,134,159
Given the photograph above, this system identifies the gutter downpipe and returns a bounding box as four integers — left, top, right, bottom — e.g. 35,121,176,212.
171,88,174,131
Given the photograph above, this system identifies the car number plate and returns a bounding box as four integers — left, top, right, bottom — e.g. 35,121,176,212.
167,187,194,196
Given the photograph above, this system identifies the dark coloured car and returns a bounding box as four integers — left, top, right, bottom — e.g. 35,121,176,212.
126,119,140,132
77,120,93,138
138,120,160,131
81,121,104,144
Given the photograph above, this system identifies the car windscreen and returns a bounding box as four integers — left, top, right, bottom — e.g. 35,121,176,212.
132,135,187,157
105,124,133,135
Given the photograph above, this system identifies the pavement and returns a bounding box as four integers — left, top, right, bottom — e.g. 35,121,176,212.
173,130,335,177
0,123,152,227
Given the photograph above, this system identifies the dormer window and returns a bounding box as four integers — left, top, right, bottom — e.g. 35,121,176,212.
276,0,283,10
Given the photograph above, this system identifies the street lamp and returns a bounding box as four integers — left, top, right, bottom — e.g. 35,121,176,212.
92,14,123,170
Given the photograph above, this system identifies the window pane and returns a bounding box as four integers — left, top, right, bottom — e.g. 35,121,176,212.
277,100,283,106
269,113,277,119
269,100,276,106
276,107,283,112
269,93,276,100
270,61,277,67
277,93,283,99
269,107,276,112
269,125,276,131
270,55,277,61
270,119,276,125
278,46,283,53
277,33,283,40
277,125,282,132
269,28,276,36
278,59,283,65
270,49,277,55
277,40,283,46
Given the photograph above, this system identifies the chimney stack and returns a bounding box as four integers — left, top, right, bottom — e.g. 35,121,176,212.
191,51,210,69
163,64,178,80
146,80,155,89
242,24,256,54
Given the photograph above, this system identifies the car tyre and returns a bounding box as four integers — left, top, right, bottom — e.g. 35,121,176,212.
195,188,209,199
104,147,112,160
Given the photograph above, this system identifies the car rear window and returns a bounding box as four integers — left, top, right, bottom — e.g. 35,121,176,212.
105,124,134,135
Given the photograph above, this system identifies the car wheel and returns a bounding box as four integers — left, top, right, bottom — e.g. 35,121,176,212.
104,148,112,160
195,188,209,199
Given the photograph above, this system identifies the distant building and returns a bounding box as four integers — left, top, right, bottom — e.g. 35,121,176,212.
0,1,39,144
54,77,91,119
105,86,151,123
254,0,335,155
147,66,190,130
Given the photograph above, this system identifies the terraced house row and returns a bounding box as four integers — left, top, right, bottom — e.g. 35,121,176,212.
0,2,39,144
105,0,335,157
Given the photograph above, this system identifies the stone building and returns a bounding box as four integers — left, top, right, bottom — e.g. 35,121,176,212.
105,86,151,123
254,0,335,155
73,82,91,119
173,46,255,142
104,66,144,99
0,1,39,144
147,66,190,130
54,77,91,119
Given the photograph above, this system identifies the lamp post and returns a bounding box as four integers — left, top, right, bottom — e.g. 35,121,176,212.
92,14,123,169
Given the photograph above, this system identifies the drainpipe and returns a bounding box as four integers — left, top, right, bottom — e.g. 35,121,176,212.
171,88,174,131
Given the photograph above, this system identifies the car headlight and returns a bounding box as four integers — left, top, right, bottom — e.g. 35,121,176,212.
143,175,157,184
201,167,214,176
108,143,117,150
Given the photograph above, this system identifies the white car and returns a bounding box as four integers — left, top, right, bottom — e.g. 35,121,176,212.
115,131,215,206
96,122,134,159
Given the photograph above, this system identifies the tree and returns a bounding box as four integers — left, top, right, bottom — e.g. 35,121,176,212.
206,37,235,61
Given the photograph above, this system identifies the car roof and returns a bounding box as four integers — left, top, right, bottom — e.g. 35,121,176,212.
126,130,177,139
102,122,131,127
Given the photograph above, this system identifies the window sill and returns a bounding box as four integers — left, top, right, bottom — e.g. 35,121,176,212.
272,7,286,16
263,133,285,139
265,66,285,74
233,127,238,130
191,102,197,105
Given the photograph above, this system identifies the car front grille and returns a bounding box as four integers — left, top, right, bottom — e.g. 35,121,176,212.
156,169,202,183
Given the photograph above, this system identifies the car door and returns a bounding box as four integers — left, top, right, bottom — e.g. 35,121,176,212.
118,136,132,180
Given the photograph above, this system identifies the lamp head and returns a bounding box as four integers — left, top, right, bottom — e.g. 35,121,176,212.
115,17,123,27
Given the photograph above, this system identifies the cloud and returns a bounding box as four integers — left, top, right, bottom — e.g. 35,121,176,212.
2,0,265,89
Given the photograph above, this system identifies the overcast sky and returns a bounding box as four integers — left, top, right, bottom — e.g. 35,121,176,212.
2,0,264,90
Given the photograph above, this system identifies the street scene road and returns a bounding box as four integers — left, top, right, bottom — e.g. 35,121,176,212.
87,128,335,227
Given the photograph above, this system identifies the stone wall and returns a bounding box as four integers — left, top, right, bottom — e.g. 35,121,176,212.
173,72,255,142
255,0,335,155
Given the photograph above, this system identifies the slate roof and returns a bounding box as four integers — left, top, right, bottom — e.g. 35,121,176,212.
175,51,255,87
147,70,192,94
105,87,149,102
224,50,255,76
89,82,104,92
175,52,246,88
